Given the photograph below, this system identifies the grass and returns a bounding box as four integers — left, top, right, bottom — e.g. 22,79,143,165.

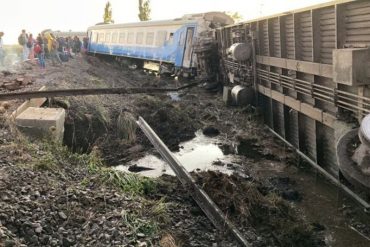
15,138,156,196
100,168,156,195
121,209,159,238
117,110,137,143
147,197,171,224
160,233,182,247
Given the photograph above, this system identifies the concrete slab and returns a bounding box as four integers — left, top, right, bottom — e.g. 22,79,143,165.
10,86,47,119
15,107,65,142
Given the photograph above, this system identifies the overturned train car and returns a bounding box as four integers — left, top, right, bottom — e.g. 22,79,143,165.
214,0,370,199
87,12,233,77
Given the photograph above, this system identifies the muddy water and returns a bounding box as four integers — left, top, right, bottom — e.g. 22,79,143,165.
292,166,370,247
252,155,370,247
117,131,370,246
116,131,236,177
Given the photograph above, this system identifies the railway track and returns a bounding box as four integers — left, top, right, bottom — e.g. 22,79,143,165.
0,82,199,101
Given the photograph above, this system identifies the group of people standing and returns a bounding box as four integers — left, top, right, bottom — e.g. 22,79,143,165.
18,29,87,69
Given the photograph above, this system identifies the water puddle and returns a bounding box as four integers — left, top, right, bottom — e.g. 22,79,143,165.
292,167,370,247
116,129,370,246
116,131,236,177
251,159,370,247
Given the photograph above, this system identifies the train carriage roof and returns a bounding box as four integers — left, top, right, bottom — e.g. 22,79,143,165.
88,12,233,31
88,19,196,31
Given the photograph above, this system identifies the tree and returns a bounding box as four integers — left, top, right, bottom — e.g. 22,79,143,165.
103,1,114,24
138,0,151,21
227,12,243,23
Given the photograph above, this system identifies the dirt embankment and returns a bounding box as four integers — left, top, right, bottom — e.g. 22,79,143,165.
0,55,326,246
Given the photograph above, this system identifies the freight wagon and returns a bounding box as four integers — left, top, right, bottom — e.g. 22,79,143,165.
211,0,370,206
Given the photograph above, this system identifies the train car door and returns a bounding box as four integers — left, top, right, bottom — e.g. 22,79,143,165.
182,27,194,68
88,31,93,52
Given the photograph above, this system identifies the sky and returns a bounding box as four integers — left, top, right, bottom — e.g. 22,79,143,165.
1,0,331,44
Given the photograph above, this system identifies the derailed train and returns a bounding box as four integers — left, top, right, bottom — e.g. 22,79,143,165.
211,0,370,203
86,2,370,204
87,12,233,77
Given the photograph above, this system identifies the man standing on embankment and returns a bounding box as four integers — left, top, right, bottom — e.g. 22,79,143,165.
18,29,29,61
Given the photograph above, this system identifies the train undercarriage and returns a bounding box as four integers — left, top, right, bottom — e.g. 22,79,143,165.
192,0,370,205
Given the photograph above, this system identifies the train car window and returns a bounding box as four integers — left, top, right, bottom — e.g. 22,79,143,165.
127,32,135,44
99,33,105,42
105,33,111,43
119,32,126,44
179,31,185,46
112,32,118,43
155,31,167,46
94,33,98,42
136,32,144,45
146,32,154,45
168,33,174,45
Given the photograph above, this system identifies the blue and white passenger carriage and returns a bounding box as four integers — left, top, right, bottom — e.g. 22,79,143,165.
87,12,233,76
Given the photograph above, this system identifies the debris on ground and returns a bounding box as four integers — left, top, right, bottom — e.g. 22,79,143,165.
0,55,366,246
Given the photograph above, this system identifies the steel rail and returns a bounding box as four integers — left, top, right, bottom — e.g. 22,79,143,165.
136,117,251,247
268,127,370,210
0,83,200,101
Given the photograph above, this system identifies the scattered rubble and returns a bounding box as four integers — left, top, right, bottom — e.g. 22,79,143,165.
0,70,34,91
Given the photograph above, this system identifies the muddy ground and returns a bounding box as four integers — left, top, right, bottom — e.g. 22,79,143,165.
0,54,367,246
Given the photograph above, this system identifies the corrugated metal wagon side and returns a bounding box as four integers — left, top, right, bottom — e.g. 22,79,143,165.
217,0,370,191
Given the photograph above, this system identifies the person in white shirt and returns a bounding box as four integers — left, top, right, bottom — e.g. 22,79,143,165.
0,32,4,66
